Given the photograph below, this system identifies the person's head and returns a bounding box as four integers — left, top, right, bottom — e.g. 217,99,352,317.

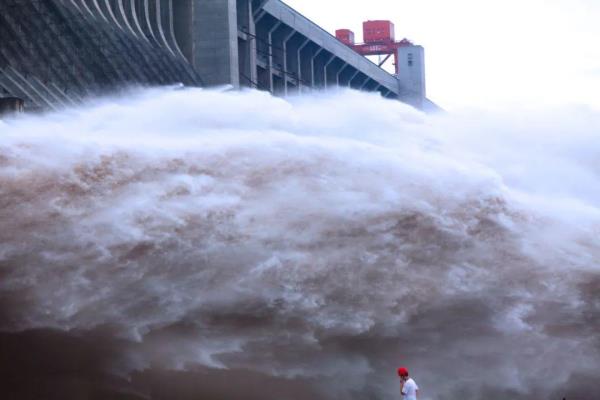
397,367,409,380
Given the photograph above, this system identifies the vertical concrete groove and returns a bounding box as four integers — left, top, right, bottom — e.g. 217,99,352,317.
114,0,140,37
82,2,139,83
80,0,197,85
58,0,129,89
77,0,95,18
0,0,201,110
128,0,150,40
164,0,186,59
152,0,177,56
101,0,124,31
89,0,109,22
103,2,170,84
0,1,83,102
48,0,107,95
125,3,180,83
59,0,139,85
147,1,197,84
69,0,82,12
37,0,97,94
141,0,159,45
107,0,195,84
0,18,35,104
1,2,59,87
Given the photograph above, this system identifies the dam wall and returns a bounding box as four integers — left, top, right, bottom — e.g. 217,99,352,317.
0,0,435,111
0,0,201,111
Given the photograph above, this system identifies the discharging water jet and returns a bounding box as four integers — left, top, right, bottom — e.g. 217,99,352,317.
0,88,598,400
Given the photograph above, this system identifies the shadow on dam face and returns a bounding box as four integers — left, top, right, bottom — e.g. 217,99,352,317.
0,97,24,117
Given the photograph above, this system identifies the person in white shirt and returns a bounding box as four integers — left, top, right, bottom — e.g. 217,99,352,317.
397,367,419,400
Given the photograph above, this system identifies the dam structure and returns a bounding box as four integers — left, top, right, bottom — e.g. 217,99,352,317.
0,0,435,112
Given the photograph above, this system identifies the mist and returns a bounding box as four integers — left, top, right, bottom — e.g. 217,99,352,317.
1,88,599,399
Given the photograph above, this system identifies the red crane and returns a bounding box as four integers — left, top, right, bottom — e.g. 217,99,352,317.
336,21,413,75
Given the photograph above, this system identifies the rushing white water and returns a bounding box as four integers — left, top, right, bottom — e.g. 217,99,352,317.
0,88,599,400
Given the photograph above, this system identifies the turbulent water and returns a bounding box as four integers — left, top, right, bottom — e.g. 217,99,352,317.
0,88,599,400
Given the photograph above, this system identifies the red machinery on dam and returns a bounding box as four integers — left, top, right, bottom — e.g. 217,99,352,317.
336,20,414,75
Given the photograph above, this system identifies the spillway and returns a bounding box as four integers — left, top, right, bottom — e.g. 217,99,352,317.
0,88,598,399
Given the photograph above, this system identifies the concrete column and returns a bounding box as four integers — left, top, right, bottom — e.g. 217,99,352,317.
323,55,336,89
310,48,324,88
281,30,296,95
296,39,310,92
266,21,282,93
191,0,239,88
350,73,368,90
335,63,349,86
346,70,360,88
271,23,292,72
360,77,373,90
254,12,272,91
325,59,347,88
284,34,303,93
237,0,257,87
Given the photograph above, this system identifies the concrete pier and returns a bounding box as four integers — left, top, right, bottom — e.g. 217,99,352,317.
191,0,240,87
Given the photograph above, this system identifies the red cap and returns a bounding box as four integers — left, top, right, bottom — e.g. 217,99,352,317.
397,367,409,377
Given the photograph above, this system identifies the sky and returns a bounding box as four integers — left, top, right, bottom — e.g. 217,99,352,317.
283,0,600,110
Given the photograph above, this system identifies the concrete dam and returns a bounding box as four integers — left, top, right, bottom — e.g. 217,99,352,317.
0,0,435,111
